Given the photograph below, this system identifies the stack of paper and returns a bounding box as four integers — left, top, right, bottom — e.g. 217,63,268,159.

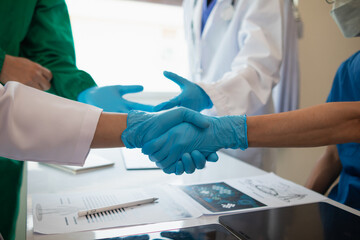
32,185,201,234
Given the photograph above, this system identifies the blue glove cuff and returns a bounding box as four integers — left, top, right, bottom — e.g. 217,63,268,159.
227,115,248,150
197,84,213,109
238,115,248,150
121,110,153,148
77,86,98,102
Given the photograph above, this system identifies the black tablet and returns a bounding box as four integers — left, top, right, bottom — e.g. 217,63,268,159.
100,224,239,240
219,202,360,240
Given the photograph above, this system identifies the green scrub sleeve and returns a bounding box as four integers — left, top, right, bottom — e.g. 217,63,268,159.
0,159,23,240
46,70,96,100
20,0,97,100
0,48,5,75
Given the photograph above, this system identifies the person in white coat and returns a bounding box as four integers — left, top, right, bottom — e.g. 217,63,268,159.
154,0,300,171
0,81,217,239
0,82,109,165
0,82,210,164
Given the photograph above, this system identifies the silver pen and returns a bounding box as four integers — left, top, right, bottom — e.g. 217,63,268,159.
77,197,158,217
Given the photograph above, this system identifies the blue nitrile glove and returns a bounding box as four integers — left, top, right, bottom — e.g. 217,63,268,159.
161,230,195,240
165,151,219,175
142,114,248,172
121,234,150,240
77,85,154,113
153,71,213,112
121,108,219,166
122,107,210,148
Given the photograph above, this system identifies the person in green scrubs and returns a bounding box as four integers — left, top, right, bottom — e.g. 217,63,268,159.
0,0,97,239
0,0,155,237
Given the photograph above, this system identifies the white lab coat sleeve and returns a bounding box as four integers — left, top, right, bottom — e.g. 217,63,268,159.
0,82,102,165
198,0,283,116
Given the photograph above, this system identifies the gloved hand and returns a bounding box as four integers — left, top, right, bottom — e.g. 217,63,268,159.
121,108,219,170
165,150,219,175
153,71,213,112
77,85,154,113
120,234,150,240
122,107,212,148
160,230,195,240
142,113,248,172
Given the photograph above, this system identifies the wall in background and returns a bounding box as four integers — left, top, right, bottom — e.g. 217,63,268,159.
275,1,360,185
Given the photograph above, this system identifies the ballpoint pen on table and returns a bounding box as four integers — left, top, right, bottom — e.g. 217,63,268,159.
77,197,158,217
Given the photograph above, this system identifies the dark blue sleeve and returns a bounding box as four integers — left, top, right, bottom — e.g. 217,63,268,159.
327,51,360,103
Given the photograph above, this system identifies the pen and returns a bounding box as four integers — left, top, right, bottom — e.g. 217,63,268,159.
77,197,158,217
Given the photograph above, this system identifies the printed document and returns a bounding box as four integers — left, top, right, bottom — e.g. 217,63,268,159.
32,173,326,234
32,185,201,234
178,173,327,215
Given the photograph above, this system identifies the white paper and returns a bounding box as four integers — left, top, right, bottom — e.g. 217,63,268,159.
178,173,327,215
32,185,202,234
32,173,326,234
43,153,114,174
121,148,159,170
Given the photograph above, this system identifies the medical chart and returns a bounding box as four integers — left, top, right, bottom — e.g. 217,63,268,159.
178,173,327,215
32,185,202,234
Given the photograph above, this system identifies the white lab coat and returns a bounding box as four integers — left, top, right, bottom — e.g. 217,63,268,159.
273,0,300,113
183,0,299,171
0,82,101,165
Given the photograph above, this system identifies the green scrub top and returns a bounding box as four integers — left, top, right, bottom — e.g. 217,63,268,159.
0,0,97,239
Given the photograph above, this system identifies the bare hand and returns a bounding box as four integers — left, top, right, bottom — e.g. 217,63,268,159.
0,55,52,91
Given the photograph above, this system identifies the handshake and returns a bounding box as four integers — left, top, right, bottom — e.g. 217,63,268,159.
78,71,248,174
121,107,248,175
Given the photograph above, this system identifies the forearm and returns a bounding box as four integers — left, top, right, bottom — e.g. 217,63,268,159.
91,113,127,148
305,145,342,194
247,102,360,147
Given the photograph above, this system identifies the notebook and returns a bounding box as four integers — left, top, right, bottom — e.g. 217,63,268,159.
44,153,114,174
